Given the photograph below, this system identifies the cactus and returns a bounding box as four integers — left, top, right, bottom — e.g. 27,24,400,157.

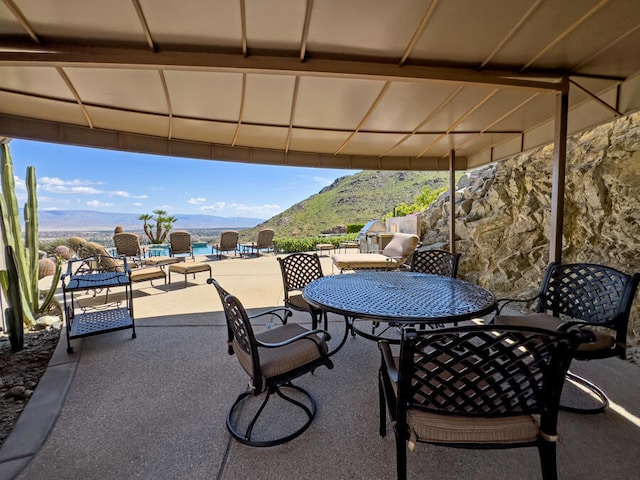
4,245,24,351
0,143,62,328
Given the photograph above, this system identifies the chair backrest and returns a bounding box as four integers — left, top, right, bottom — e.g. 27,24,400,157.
218,230,239,250
255,229,274,249
381,233,420,265
210,279,262,389
410,248,461,277
169,230,192,255
113,232,142,257
397,325,582,435
67,236,87,255
82,241,124,272
278,253,324,298
536,263,640,347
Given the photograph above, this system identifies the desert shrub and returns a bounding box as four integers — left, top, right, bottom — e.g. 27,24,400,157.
274,234,357,254
39,238,72,255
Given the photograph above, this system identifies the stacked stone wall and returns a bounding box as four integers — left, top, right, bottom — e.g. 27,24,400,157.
420,112,640,346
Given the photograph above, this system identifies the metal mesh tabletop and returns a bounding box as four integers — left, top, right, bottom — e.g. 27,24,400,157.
64,271,130,290
304,272,496,324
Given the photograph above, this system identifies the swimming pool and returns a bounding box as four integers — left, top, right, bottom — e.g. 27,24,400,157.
146,242,212,257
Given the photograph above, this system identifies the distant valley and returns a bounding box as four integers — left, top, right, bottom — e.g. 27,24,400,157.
35,210,263,232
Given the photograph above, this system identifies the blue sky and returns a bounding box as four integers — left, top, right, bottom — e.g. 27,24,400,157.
7,139,360,219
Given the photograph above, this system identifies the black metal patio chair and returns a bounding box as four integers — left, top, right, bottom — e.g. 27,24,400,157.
379,325,588,480
494,262,640,413
410,248,461,278
277,252,327,330
208,278,333,447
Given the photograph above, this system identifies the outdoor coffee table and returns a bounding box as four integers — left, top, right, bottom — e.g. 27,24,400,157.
303,271,497,350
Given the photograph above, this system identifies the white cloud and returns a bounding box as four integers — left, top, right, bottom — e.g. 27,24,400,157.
86,200,114,208
189,197,206,205
231,203,281,217
39,177,103,194
132,202,143,207
200,202,225,212
312,176,337,186
110,190,148,199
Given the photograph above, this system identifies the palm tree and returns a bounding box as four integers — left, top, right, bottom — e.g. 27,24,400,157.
138,210,178,244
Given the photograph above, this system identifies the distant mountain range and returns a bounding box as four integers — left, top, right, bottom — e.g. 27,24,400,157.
34,210,263,231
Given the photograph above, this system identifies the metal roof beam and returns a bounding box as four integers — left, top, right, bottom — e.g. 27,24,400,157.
0,43,567,92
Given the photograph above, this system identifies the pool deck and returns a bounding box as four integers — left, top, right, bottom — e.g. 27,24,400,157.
1,252,640,479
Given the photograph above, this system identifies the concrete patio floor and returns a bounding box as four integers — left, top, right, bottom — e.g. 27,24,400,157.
1,252,640,479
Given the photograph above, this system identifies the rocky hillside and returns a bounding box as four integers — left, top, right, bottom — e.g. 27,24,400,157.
421,111,640,335
240,170,448,240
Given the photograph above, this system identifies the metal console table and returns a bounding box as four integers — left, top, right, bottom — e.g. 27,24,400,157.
61,257,136,353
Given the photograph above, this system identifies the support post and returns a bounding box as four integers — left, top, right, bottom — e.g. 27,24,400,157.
549,90,568,263
449,149,456,254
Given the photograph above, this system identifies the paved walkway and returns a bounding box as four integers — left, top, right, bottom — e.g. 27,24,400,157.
1,253,640,479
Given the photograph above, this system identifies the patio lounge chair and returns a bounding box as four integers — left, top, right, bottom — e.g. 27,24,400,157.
331,233,420,272
113,232,145,267
211,230,239,259
169,230,194,259
379,325,588,480
494,262,640,413
278,253,327,329
80,241,166,287
240,228,274,257
209,278,333,446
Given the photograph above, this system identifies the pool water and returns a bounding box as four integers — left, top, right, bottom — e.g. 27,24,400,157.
146,243,212,257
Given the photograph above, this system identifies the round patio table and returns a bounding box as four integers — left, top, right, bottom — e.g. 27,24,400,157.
303,271,497,347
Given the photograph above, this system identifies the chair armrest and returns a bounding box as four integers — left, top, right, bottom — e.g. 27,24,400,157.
556,321,597,344
248,307,292,325
378,340,398,384
496,293,541,314
256,328,332,352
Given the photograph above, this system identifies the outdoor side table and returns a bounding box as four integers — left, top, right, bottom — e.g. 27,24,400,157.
61,257,136,353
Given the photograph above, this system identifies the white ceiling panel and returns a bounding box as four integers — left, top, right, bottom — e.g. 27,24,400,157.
141,0,242,47
87,107,169,138
288,128,350,154
65,68,167,113
0,66,73,100
15,0,145,42
294,76,386,130
243,75,296,125
172,118,236,145
164,71,242,121
235,125,288,150
245,0,307,50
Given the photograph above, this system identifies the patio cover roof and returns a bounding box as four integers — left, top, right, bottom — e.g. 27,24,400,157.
0,0,639,172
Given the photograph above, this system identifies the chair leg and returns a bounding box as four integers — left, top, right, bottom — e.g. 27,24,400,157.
538,439,558,480
226,382,316,447
560,370,609,414
378,372,387,437
396,435,407,480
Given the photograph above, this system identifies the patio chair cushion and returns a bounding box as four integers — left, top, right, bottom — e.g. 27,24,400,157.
495,313,615,352
234,323,328,381
381,233,420,261
331,253,397,270
130,266,166,284
406,410,540,445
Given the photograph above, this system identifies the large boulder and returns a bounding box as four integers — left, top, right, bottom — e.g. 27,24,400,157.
420,112,640,337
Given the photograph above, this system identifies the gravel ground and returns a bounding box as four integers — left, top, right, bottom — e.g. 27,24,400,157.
0,326,61,448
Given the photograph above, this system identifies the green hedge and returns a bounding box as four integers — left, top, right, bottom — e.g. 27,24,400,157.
346,223,365,234
274,233,358,254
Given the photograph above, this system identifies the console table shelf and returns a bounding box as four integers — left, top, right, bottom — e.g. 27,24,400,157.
62,256,137,353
